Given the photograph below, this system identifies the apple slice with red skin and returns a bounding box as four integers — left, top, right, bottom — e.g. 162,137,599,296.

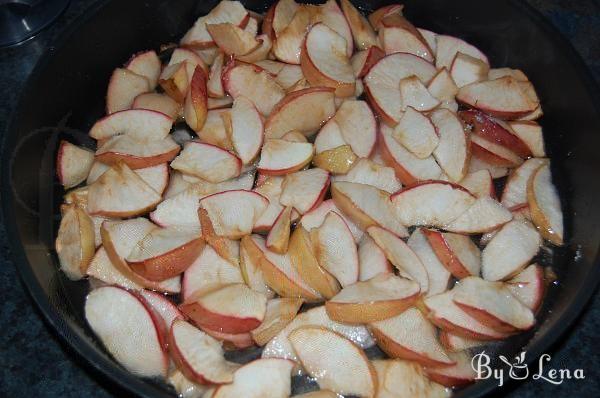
126,50,161,89
399,75,440,112
265,87,337,139
196,109,232,149
426,351,477,387
237,34,272,63
358,235,393,281
257,139,314,176
501,157,548,208
450,52,489,88
427,67,459,112
180,1,249,49
373,359,449,398
106,68,150,114
85,286,169,377
390,181,476,228
435,34,489,70
169,47,209,76
171,141,241,183
459,170,494,198
139,289,184,334
95,134,180,170
368,4,405,29
184,65,209,132
482,220,541,281
289,326,378,398
340,0,378,50
329,100,377,158
430,108,470,182
86,162,169,194
369,308,454,368
239,235,276,299
212,359,294,398
207,23,260,56
457,77,538,120
326,273,420,324
468,156,509,178
315,0,354,57
230,96,264,165
506,263,545,312
452,276,535,333
527,163,564,245
271,5,311,64
57,141,94,189
271,0,299,38
266,206,292,254
301,23,355,97
169,319,240,385
300,199,363,242
407,229,452,296
378,14,434,61
335,158,402,194
392,107,439,160
159,62,189,103
87,247,142,290
251,297,303,346
132,93,181,120
90,108,173,141
202,328,255,350
422,229,481,279
280,168,330,214
351,46,385,78
252,175,286,232
207,52,226,97
439,330,485,352
55,205,95,280
445,196,513,234
314,119,346,154
508,121,546,157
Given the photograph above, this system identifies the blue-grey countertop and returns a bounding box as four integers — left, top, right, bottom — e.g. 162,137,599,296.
0,0,599,397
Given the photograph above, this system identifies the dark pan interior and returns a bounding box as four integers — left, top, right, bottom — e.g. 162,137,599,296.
2,0,600,397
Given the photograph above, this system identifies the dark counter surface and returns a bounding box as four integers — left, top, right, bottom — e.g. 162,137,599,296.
0,0,599,396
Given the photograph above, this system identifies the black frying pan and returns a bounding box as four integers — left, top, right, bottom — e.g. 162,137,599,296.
2,0,600,397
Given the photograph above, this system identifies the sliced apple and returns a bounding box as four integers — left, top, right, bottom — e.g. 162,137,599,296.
427,67,459,112
196,109,232,149
282,130,308,143
264,87,337,139
55,205,95,280
507,121,546,157
312,145,357,175
212,358,294,398
391,107,438,160
335,158,402,194
340,0,378,50
314,121,346,155
426,351,477,387
271,0,299,37
445,196,513,234
89,108,173,141
208,95,234,109
399,75,440,112
95,134,180,170
151,183,215,229
527,163,564,245
301,23,355,97
430,109,469,182
230,96,264,165
407,228,451,296
439,330,484,352
331,100,378,157
237,33,272,63
251,297,303,346
56,141,94,189
299,199,363,242
85,286,168,377
87,247,141,290
369,308,454,367
169,47,209,76
183,65,209,132
125,50,161,89
272,5,312,64
266,206,292,254
280,168,330,214
133,163,169,195
373,359,449,398
207,52,226,98
351,46,385,78
506,263,545,312
482,220,541,281
501,157,548,208
289,326,377,397
422,229,481,279
171,141,241,183
368,4,405,30
452,276,535,332
364,53,437,124
252,175,286,232
468,156,509,178
168,369,211,398
257,139,314,176
358,234,393,281
450,52,489,88
379,14,434,61
106,68,150,114
139,289,184,332
459,170,494,198
159,62,189,103
132,93,181,120
239,235,276,298
169,319,239,384
435,34,488,70
207,23,260,56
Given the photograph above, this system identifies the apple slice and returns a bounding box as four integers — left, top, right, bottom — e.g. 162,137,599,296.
392,107,438,160
340,0,378,50
331,100,378,157
398,76,440,113
223,63,286,116
439,331,484,352
427,67,459,112
469,156,509,178
369,308,454,367
56,141,94,189
183,65,209,132
300,199,363,242
212,359,294,398
169,319,239,384
171,141,241,183
87,247,142,290
151,183,216,229
331,181,408,237
196,109,232,149
169,47,209,76
407,229,451,296
426,351,477,387
368,4,405,30
452,276,535,332
423,291,509,340
378,14,434,61
168,369,211,398
272,5,312,64
301,23,355,97
282,130,308,143
280,168,330,214
126,50,161,89
527,163,564,245
445,196,513,234
180,283,267,334
364,53,437,124
314,121,346,154
207,52,226,97
271,0,299,37
87,162,161,217
459,170,494,198
482,219,541,282
373,359,449,398
457,77,538,120
508,121,546,157
139,289,184,332
237,33,272,63
230,96,263,165
207,23,260,56
314,0,354,57
266,206,292,254
450,52,489,88
367,226,429,293
239,235,276,298
252,175,286,232
257,139,314,176
95,134,180,170
132,93,181,120
89,108,173,141
106,68,150,114
430,108,469,182
180,0,249,49
335,158,402,194
390,181,476,227
55,205,95,280
85,286,168,377
326,273,420,324
264,87,336,139
159,62,189,103
289,326,377,398
506,263,545,312
251,297,303,346
208,96,234,109
351,46,385,78
422,229,481,279
358,235,393,281
435,34,488,69
501,157,548,208
418,28,438,51
312,145,358,175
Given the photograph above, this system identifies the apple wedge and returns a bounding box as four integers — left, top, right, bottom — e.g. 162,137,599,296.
326,273,420,324
445,196,513,234
171,141,241,183
312,145,358,175
199,190,268,239
527,163,564,245
340,0,378,50
230,96,264,165
435,34,488,70
126,50,161,89
56,141,94,189
208,95,234,109
55,205,95,280
315,120,346,154
289,326,378,398
266,206,292,254
95,134,180,169
331,181,408,238
378,14,434,61
139,289,184,333
369,308,454,368
459,170,494,198
426,351,477,387
168,369,211,398
235,33,272,63
501,157,548,208
89,108,173,141
271,5,312,64
351,46,385,78
207,52,225,97
450,52,489,88
264,87,337,139
87,247,142,290
330,100,378,157
311,212,360,287
251,297,303,346
239,235,276,298
169,319,239,384
300,199,363,242
439,331,484,352
399,75,440,112
223,63,285,116
271,0,299,37
430,108,469,182
132,93,181,120
85,286,168,377
407,229,452,296
482,220,541,281
212,359,294,398
508,121,546,157
392,107,439,160
368,4,404,30
358,235,393,281
427,67,459,112
364,53,437,124
169,47,209,77
159,62,189,103
196,109,232,149
106,68,150,114
257,139,314,176
87,162,161,217
335,158,402,194
506,263,545,312
252,175,286,232
457,77,538,120
390,181,476,227
89,161,168,192
207,23,260,56
301,23,355,97
422,229,481,279
367,226,429,293
280,168,330,214
373,359,449,398
314,0,354,57
183,65,209,132
452,276,535,332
